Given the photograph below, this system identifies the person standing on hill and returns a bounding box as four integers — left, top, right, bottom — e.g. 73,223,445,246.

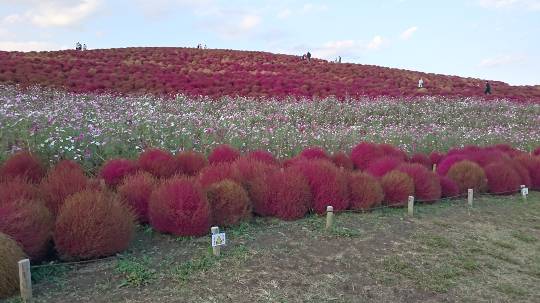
418,78,424,88
306,51,311,62
82,44,87,51
484,82,492,95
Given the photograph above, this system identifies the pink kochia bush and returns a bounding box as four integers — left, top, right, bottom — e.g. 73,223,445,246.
397,163,441,202
292,160,349,214
380,171,415,207
40,160,88,216
331,152,354,170
534,147,540,156
436,154,469,176
117,172,157,223
347,171,384,210
54,189,135,260
366,157,404,178
265,167,312,220
149,177,211,236
439,176,460,198
350,142,384,170
197,163,242,189
410,153,432,169
484,161,521,195
515,155,540,189
176,151,207,176
206,180,251,227
138,148,178,178
0,199,53,261
0,151,45,183
300,147,330,160
99,158,138,187
246,150,278,166
208,144,240,164
0,178,39,205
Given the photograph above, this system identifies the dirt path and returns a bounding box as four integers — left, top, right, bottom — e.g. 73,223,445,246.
14,193,540,303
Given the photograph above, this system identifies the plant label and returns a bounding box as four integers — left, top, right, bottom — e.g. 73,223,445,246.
212,233,226,247
521,188,528,196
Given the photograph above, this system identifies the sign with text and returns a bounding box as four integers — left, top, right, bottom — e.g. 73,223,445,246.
212,233,226,247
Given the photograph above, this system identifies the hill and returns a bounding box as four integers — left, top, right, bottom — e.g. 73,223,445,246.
1,47,539,102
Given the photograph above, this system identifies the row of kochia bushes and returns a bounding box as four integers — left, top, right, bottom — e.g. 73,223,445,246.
1,142,540,298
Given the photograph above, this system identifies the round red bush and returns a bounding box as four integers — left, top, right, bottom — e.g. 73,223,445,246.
379,144,408,161
264,168,312,220
300,146,330,160
197,162,243,189
0,232,26,300
350,142,384,170
117,172,157,223
99,158,138,187
429,152,445,166
138,148,178,178
484,161,521,195
0,151,45,183
208,144,240,164
515,155,540,189
148,177,211,236
348,171,384,210
331,152,354,170
54,189,135,260
468,149,510,168
380,171,415,207
397,163,441,202
410,153,431,169
0,199,53,261
0,178,39,206
436,154,469,176
534,147,540,156
446,160,487,194
292,159,349,214
176,151,207,176
366,157,404,178
246,150,278,166
439,176,460,198
207,180,251,226
509,160,532,188
40,160,88,216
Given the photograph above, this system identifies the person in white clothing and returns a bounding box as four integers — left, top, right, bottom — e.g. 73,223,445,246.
418,78,424,88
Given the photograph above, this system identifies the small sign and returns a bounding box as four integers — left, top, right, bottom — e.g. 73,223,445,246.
212,233,226,247
521,188,528,196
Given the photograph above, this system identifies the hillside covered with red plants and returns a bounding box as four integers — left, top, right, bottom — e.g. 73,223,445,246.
1,47,539,102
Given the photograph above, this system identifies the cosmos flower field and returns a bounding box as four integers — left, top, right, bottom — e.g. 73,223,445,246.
1,85,538,170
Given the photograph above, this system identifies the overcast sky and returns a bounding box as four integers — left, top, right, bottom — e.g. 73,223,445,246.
0,0,539,85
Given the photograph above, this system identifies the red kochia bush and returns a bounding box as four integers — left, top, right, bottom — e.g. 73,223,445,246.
208,144,240,164
54,189,135,260
397,163,441,202
380,171,415,207
350,142,384,170
0,199,53,261
534,147,540,156
446,160,487,194
0,232,26,300
117,172,156,223
331,152,354,170
0,178,39,206
300,147,330,160
138,148,178,178
484,161,521,195
293,160,349,214
148,177,211,236
99,158,138,187
436,154,469,176
429,152,445,166
0,151,45,183
439,176,460,198
246,150,279,166
259,168,311,220
176,151,207,176
40,160,88,216
197,162,242,189
207,180,251,226
379,144,408,161
410,153,432,169
515,155,540,189
366,157,404,178
347,171,384,210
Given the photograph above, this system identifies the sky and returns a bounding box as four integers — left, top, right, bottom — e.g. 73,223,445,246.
0,0,539,85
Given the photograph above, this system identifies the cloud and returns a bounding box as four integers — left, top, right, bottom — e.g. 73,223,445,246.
277,9,292,19
239,15,261,30
302,3,329,13
478,0,540,10
135,0,214,18
0,40,61,52
367,35,384,50
400,26,418,40
0,0,102,27
479,54,527,67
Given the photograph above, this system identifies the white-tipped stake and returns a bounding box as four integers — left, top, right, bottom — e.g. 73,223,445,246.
325,206,334,230
408,196,415,216
432,164,437,172
468,189,474,207
18,259,32,302
521,185,528,202
211,226,220,257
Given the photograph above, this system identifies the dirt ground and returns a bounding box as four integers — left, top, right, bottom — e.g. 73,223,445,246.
5,192,540,303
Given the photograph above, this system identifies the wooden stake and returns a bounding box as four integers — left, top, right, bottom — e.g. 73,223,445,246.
211,226,220,257
521,185,528,202
407,196,414,216
18,259,32,302
432,164,437,172
468,189,474,207
325,206,334,230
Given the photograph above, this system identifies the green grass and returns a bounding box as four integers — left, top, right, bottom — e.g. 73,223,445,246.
115,256,156,287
